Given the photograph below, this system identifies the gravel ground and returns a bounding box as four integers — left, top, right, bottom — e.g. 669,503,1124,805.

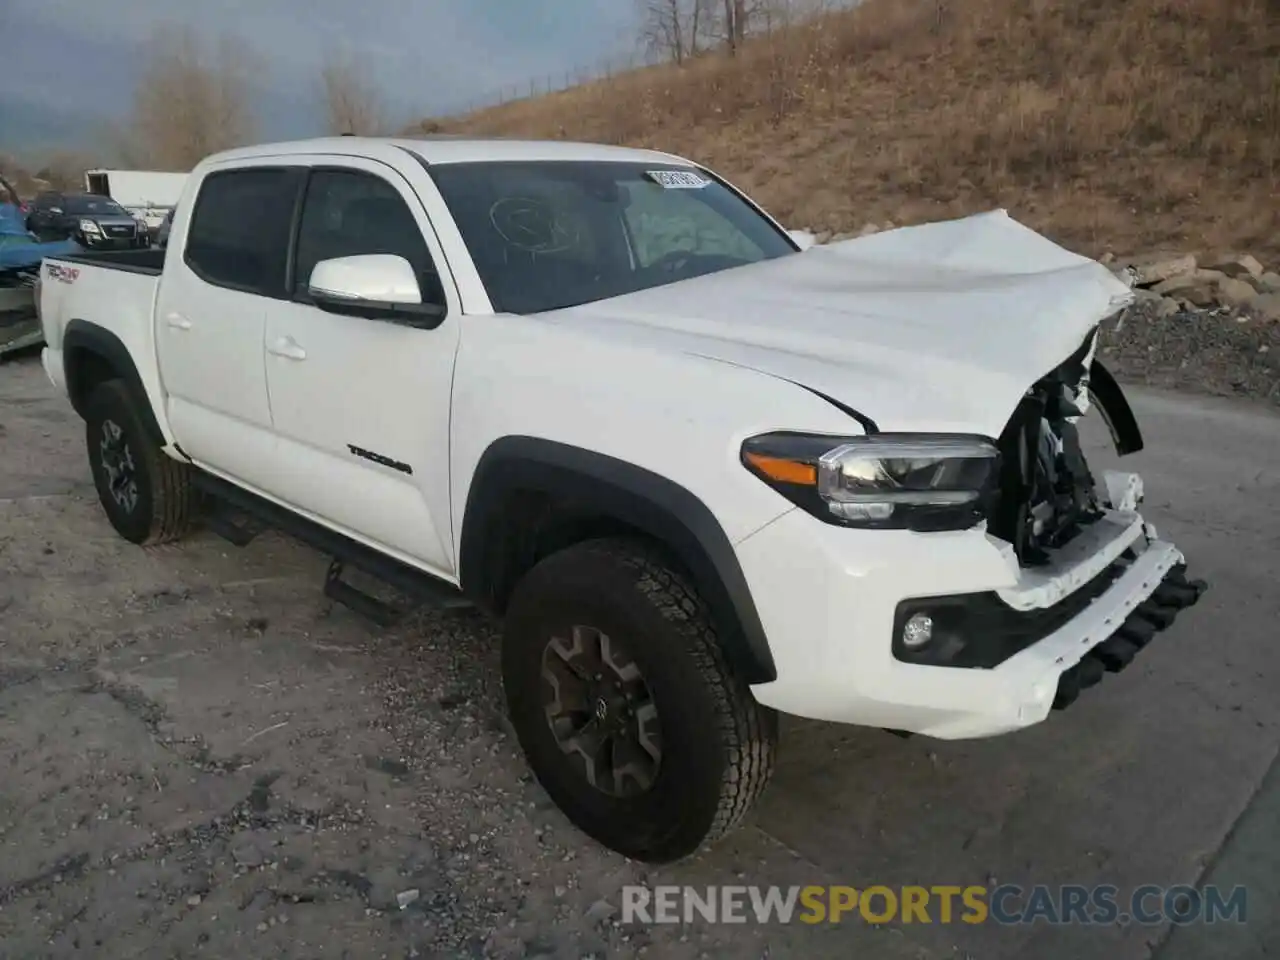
1,307,1278,959
1102,301,1280,407
0,355,865,960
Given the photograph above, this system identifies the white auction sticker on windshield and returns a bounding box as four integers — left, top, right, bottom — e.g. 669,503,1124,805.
645,169,710,189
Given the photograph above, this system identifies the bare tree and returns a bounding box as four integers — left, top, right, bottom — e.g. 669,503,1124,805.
123,25,260,170
319,49,386,136
34,151,94,192
639,0,712,64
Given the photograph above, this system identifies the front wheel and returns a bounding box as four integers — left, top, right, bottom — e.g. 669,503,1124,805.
502,538,778,863
84,379,199,545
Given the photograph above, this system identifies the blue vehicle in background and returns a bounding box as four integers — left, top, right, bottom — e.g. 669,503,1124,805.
1,174,81,359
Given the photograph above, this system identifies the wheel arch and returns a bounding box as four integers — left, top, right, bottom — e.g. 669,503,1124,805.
458,436,777,685
62,319,164,445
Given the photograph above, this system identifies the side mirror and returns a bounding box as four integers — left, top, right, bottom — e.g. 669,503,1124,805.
787,229,816,251
307,254,445,328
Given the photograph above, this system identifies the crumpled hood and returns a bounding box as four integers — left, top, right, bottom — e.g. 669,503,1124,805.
544,210,1133,437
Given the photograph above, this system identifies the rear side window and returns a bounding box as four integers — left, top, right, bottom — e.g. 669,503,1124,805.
184,168,300,296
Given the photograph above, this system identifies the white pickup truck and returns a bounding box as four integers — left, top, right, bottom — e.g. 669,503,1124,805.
36,136,1207,863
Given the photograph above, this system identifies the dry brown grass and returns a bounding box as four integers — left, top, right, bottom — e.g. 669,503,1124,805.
410,0,1280,261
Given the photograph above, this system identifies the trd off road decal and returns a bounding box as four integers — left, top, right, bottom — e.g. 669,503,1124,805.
46,263,80,284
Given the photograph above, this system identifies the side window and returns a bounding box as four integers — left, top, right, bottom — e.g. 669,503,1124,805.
184,168,299,295
622,183,764,267
293,169,444,305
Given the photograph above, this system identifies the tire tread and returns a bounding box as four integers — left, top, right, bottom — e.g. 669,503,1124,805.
86,379,198,545
545,537,777,854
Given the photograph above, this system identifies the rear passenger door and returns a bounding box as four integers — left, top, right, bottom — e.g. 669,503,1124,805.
262,160,461,576
155,164,304,490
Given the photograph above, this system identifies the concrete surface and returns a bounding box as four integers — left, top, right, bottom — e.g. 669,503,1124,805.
0,352,1276,959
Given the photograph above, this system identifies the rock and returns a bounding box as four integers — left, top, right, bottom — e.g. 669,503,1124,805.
187,894,202,906
1250,293,1280,322
1258,272,1280,294
1129,253,1196,286
231,839,266,869
857,222,881,237
584,899,616,925
1099,252,1115,265
814,230,833,244
1152,269,1226,298
1203,253,1264,280
1217,276,1261,307
395,888,420,910
1155,297,1181,318
1133,288,1164,304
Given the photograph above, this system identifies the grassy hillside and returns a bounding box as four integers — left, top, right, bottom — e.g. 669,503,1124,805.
412,0,1280,262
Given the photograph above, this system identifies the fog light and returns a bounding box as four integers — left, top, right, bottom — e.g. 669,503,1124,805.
902,613,934,649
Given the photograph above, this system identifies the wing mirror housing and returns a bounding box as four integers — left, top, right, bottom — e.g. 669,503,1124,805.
307,254,445,328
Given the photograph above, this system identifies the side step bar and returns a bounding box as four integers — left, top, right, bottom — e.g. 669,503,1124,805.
1052,563,1207,710
193,472,471,625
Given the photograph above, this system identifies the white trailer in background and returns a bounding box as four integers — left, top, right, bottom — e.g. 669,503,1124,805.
84,170,189,232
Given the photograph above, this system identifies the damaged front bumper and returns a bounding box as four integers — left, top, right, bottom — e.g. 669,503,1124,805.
736,489,1208,740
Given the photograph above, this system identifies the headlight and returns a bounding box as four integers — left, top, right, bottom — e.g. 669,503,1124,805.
79,219,101,234
741,432,1000,531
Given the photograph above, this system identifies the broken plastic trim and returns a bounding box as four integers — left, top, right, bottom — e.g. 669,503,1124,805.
1087,360,1144,456
1051,562,1207,710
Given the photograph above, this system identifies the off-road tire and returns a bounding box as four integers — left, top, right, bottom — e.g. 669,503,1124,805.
84,379,198,545
502,537,778,863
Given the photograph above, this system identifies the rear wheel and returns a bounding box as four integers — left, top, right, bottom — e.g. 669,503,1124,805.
84,379,199,545
502,538,778,863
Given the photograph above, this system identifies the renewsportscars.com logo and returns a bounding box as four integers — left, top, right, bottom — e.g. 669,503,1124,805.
621,884,1248,927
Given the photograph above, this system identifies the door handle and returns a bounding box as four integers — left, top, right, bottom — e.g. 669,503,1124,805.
269,336,307,361
165,313,192,330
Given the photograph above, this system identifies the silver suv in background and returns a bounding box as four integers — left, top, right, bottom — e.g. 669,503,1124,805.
155,207,176,249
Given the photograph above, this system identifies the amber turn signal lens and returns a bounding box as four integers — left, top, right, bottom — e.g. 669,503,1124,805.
742,452,817,486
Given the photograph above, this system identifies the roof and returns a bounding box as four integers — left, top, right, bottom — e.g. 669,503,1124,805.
201,136,695,169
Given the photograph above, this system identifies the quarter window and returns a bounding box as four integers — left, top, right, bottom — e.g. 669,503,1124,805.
184,168,300,295
293,170,444,305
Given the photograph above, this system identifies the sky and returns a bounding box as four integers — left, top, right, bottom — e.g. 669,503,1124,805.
1,0,644,156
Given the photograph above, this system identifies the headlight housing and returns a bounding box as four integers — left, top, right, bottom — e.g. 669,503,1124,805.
78,219,100,234
741,432,1000,531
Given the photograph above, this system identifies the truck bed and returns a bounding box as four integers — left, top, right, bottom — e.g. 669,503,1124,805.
55,247,166,276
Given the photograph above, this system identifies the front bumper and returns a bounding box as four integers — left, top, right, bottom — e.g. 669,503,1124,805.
737,500,1206,739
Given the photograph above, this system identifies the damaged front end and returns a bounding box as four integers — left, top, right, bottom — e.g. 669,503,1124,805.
980,326,1209,709
985,326,1143,567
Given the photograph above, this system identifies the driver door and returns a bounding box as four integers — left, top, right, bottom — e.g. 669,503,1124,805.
262,158,461,577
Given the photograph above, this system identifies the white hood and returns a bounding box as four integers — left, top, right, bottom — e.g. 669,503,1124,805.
545,210,1134,437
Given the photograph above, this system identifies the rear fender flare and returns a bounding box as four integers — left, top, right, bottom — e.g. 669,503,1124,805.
62,318,164,445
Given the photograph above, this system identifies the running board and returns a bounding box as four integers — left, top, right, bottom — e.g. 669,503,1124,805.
192,472,471,623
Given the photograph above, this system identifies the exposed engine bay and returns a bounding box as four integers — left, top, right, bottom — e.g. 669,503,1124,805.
987,325,1144,567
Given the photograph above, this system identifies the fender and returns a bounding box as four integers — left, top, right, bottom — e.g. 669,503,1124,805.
459,436,778,684
62,318,165,445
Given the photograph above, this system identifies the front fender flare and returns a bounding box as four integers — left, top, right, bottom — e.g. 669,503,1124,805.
459,436,778,684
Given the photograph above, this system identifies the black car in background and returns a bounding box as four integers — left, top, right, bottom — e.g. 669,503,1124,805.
25,192,148,249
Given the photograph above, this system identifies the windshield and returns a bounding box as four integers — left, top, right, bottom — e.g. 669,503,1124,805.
428,160,796,314
64,195,128,216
